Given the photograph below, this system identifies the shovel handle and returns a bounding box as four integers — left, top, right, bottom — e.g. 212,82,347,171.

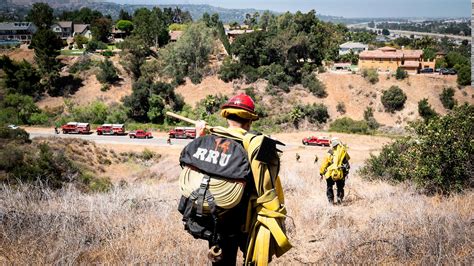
165,111,211,129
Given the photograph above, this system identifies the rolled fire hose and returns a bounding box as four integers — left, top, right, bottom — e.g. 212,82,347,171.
179,167,245,210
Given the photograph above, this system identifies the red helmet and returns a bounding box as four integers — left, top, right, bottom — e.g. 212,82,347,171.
221,93,256,113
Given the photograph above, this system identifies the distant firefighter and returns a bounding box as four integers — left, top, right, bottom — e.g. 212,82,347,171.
320,137,350,205
296,153,301,162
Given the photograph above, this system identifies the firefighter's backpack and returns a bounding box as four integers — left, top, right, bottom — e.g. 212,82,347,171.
177,134,251,242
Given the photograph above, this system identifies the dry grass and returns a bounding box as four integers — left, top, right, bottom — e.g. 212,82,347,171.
1,158,472,264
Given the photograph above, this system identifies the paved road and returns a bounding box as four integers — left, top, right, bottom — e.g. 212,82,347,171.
348,23,470,41
28,131,305,151
366,27,471,41
29,132,194,147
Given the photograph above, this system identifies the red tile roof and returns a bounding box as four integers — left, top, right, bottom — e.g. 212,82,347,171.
359,47,423,60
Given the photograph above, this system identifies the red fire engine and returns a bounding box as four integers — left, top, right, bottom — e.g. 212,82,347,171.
61,122,91,134
96,124,126,135
169,127,196,139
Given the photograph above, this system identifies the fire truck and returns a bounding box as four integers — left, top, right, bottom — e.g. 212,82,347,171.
168,127,196,139
61,122,91,134
302,136,330,146
96,124,126,135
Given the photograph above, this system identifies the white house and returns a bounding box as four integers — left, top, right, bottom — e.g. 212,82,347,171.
339,42,368,55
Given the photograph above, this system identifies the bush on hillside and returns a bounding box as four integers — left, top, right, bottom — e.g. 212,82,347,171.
329,117,370,134
218,57,242,82
302,73,327,97
69,56,94,74
395,67,408,80
363,107,380,129
85,39,107,52
418,98,437,121
336,102,346,114
96,58,119,84
361,68,379,84
381,86,407,112
290,103,329,127
0,135,112,192
456,65,471,86
439,87,457,110
360,104,474,194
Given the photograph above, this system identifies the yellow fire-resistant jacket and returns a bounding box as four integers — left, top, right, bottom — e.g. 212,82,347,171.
319,145,350,181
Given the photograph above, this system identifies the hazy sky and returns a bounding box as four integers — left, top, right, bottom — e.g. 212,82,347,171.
110,0,470,18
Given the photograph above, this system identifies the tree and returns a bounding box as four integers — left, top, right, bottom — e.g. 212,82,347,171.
96,59,119,85
457,65,471,86
118,36,151,81
91,17,112,43
116,20,133,34
382,28,390,36
0,56,43,97
123,80,183,122
439,87,457,110
29,29,63,75
73,34,88,49
418,98,437,121
395,67,408,80
360,104,473,194
27,3,53,29
160,22,213,84
381,86,407,112
1,93,40,124
133,7,170,48
119,9,132,21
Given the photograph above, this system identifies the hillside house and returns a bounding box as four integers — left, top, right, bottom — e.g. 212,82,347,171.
0,22,37,43
51,21,73,39
358,46,435,74
226,29,254,42
52,21,91,40
339,42,368,55
73,24,92,39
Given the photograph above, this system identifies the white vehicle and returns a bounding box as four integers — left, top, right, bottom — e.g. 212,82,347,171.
7,124,19,129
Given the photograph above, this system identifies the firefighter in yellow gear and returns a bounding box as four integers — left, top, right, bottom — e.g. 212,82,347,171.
319,137,350,204
195,94,291,265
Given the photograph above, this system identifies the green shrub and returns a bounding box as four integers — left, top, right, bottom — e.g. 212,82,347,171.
0,127,30,143
218,57,242,82
69,56,93,74
242,66,259,84
381,86,407,112
28,112,49,125
141,148,155,160
85,39,107,52
302,73,327,97
395,67,408,80
360,104,473,194
439,87,457,110
302,103,330,124
456,65,471,86
329,117,370,134
264,63,292,91
363,107,380,129
96,58,119,84
418,98,437,120
336,102,346,114
361,68,379,84
73,34,88,49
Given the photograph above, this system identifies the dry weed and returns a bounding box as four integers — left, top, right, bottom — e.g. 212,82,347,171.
0,160,472,264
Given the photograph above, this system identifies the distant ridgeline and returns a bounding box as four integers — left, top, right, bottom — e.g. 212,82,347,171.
2,0,357,24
